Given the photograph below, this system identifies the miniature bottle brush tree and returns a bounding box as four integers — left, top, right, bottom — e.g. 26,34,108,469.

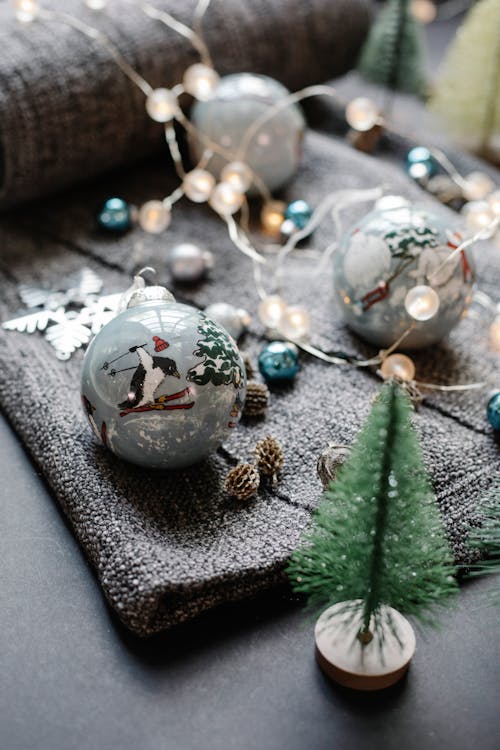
357,0,427,96
288,380,458,690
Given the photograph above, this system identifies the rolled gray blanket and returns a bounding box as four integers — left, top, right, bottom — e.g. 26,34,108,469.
0,0,372,208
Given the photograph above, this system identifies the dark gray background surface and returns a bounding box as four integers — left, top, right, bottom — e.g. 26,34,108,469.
1,412,499,750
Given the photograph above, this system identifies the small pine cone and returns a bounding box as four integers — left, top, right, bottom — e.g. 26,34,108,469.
243,381,270,417
242,353,255,380
254,436,284,481
317,444,349,488
225,463,260,501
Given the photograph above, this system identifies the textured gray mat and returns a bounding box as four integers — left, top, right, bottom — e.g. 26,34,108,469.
0,0,371,208
0,124,498,634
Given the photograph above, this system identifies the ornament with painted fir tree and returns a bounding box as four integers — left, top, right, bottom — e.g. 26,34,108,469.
288,380,457,691
428,0,500,165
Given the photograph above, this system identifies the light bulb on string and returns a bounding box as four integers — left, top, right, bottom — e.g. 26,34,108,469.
279,305,311,341
488,190,500,216
145,88,179,123
220,161,253,194
85,0,107,9
258,295,287,329
490,316,500,352
209,182,244,216
461,201,495,231
182,169,216,203
411,0,437,24
138,201,171,234
183,64,219,101
260,201,286,236
11,0,39,22
462,172,495,202
405,285,440,322
380,354,416,383
345,98,380,132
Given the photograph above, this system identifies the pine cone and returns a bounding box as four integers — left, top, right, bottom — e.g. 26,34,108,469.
316,444,350,488
224,463,260,501
243,381,270,417
254,436,284,481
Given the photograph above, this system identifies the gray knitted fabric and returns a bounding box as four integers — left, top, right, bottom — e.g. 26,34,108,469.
0,0,372,208
0,126,498,635
0,1,499,636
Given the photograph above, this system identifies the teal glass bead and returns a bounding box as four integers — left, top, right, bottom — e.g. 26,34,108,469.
97,197,132,232
406,147,436,180
487,392,500,430
258,341,299,382
285,200,313,230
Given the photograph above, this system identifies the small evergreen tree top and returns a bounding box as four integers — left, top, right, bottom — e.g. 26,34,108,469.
357,0,426,96
288,380,457,641
428,0,500,156
468,480,500,602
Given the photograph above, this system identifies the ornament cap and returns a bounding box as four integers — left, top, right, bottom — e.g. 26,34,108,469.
127,285,176,308
121,268,176,310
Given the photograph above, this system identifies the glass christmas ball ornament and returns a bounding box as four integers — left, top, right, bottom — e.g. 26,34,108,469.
333,205,475,350
204,302,252,340
487,392,500,431
189,73,305,195
285,200,313,230
182,168,216,203
81,284,246,469
220,161,253,194
258,340,299,382
345,97,380,132
406,147,436,180
145,88,179,123
167,243,214,284
380,353,416,382
183,63,219,101
139,200,171,234
97,197,132,232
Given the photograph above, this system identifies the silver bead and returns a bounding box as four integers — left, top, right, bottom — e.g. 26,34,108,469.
204,302,251,340
167,243,214,283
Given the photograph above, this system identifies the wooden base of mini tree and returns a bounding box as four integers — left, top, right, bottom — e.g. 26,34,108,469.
314,601,416,691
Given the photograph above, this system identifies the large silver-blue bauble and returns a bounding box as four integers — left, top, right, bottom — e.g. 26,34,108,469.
333,201,474,350
189,73,305,194
81,297,246,469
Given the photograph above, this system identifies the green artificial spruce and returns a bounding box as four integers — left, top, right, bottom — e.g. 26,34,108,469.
288,380,457,644
428,0,500,162
357,0,426,97
468,480,500,601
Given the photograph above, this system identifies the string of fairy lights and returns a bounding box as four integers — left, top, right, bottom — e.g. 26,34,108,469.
7,0,500,416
